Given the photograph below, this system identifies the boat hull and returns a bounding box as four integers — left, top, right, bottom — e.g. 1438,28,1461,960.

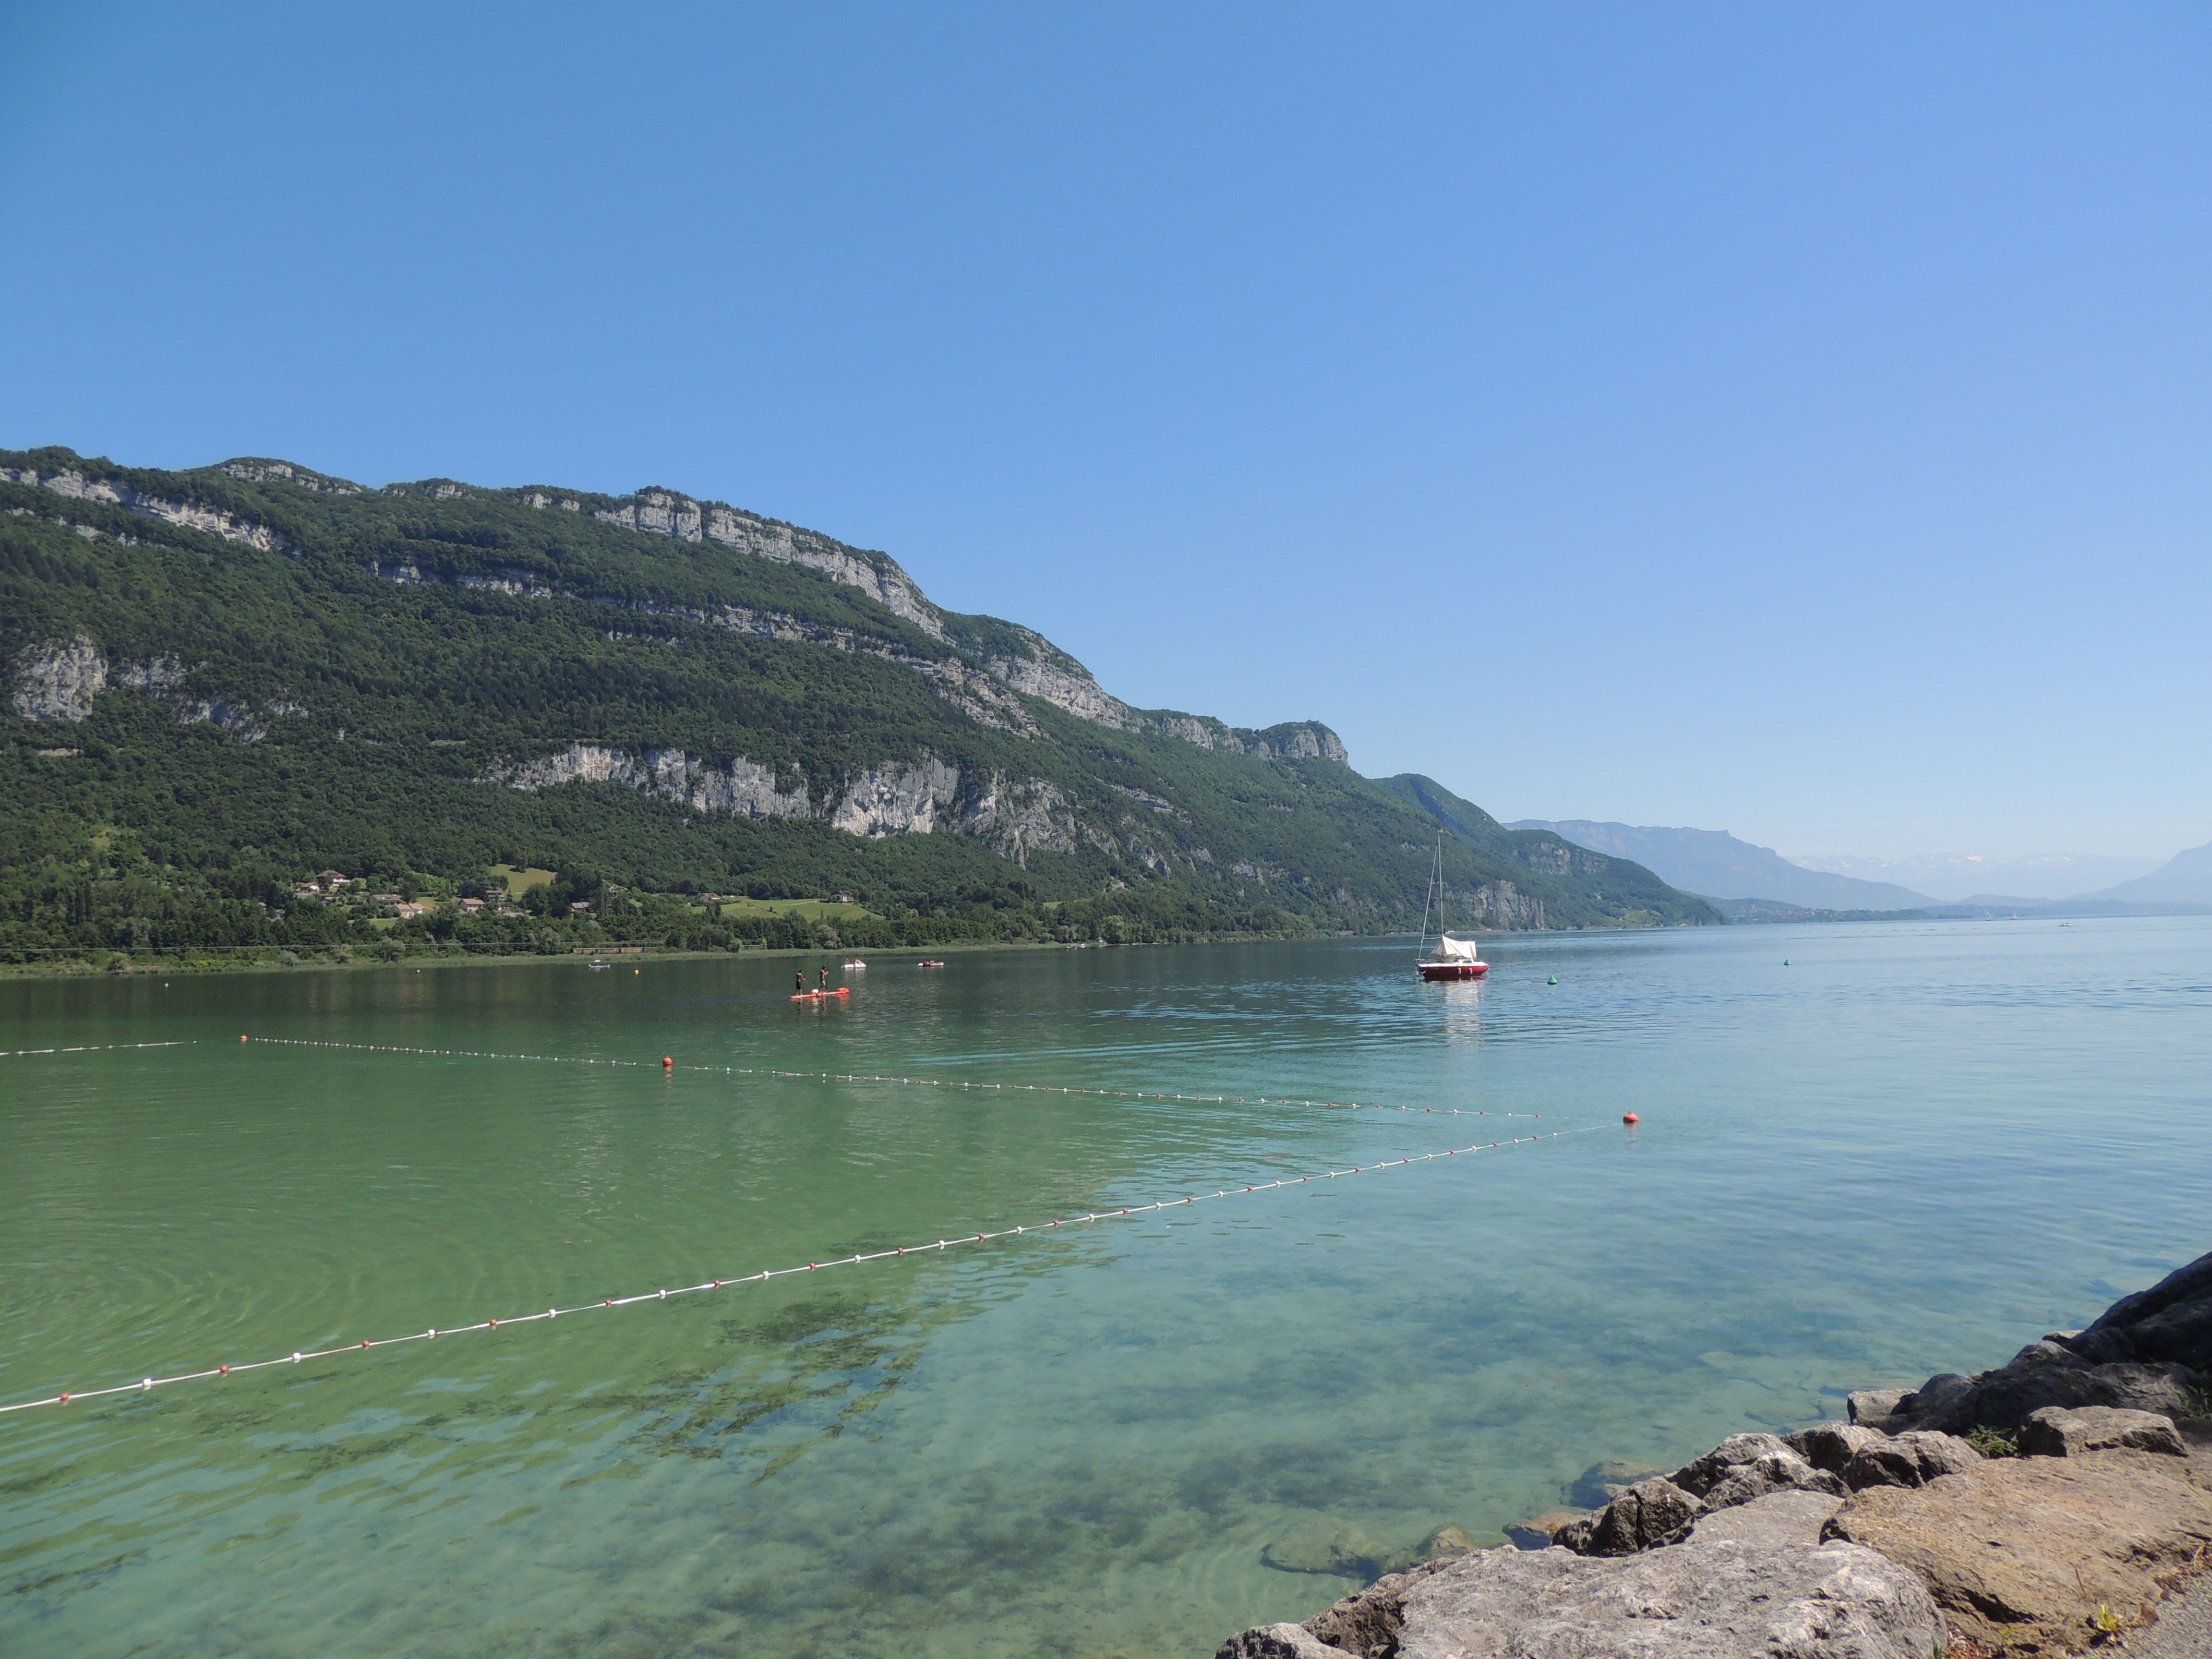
1417,961,1488,980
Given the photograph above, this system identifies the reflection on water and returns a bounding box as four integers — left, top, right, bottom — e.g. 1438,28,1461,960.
2,921,2209,1657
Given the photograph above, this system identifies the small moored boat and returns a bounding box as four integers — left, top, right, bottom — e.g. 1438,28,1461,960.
1417,934,1488,980
1413,831,1488,981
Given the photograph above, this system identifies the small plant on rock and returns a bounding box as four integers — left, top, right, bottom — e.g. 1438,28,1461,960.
1963,1424,2018,1458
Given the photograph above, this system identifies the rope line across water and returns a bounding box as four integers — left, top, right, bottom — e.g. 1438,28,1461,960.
0,1124,1600,1416
236,1035,1543,1119
0,1040,196,1059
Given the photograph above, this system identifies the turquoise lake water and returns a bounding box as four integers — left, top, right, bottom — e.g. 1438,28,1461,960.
2,918,2208,1657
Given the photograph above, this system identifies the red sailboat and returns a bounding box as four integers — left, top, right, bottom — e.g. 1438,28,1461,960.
1414,831,1488,981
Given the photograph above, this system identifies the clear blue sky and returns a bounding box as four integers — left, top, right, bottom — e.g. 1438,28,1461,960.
4,3,2206,860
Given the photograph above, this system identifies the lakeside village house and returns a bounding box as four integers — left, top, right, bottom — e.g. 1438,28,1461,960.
283,872,519,921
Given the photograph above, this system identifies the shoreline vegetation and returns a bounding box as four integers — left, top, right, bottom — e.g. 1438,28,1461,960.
0,923,1594,980
1219,1253,2212,1659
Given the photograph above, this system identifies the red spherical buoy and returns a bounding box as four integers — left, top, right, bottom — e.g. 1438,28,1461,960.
662,1056,673,1069
1623,1112,1641,1125
240,1034,249,1043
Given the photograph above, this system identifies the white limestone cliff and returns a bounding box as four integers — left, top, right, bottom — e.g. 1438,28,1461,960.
11,636,107,723
0,467,288,553
486,743,1094,866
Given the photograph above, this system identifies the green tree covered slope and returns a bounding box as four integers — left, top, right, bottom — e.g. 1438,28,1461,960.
1,447,1716,959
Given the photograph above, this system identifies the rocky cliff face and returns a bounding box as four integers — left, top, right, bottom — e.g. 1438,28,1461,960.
1,464,290,553
10,635,107,723
488,744,815,820
545,481,1349,765
9,635,277,740
13,452,1353,773
580,487,946,640
484,743,1095,866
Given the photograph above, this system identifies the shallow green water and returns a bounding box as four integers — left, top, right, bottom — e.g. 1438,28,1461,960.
2,919,2208,1657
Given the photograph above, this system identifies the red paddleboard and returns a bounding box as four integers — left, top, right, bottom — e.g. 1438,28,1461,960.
789,987,852,1001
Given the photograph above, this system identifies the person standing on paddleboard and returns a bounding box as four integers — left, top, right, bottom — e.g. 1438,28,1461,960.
795,970,804,994
818,966,829,991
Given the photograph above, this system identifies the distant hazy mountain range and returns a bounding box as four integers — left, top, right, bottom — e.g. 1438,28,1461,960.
2091,839,2212,906
1786,850,2163,904
1505,821,1935,910
1513,820,2212,914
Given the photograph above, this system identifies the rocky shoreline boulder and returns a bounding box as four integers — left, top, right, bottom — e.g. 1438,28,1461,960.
1823,1444,2212,1652
1852,1252,2212,1442
1214,1249,2212,1659
1219,1493,1943,1659
2019,1403,2188,1459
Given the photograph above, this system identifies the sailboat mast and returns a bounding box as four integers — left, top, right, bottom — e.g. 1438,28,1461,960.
1416,830,1440,958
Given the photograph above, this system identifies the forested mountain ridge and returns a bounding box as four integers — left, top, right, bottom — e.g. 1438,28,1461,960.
1,446,1716,960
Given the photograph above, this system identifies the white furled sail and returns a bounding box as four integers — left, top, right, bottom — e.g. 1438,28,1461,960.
1435,933,1481,961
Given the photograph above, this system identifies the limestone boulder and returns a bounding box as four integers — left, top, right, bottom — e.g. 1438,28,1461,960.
2062,1247,2212,1372
2019,1404,2186,1458
1690,1488,1845,1548
1894,1352,2200,1436
1295,1557,1458,1659
1551,1476,1705,1556
1839,1430,1982,1491
1679,1437,1848,1509
1822,1447,2212,1652
1847,1388,1909,1431
1788,1419,1891,1475
1215,1625,1358,1659
1668,1432,1784,1495
1257,1535,1943,1659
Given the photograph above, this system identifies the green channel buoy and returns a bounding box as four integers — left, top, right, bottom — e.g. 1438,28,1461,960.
1784,959,1791,966
1548,975,1558,985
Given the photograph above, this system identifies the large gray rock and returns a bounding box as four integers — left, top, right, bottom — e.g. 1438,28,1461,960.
1892,1345,2200,1436
2019,1404,2186,1458
1872,1254,2212,1438
1551,1476,1705,1556
1840,1429,1981,1491
1370,1536,1939,1659
1691,1488,1845,1548
1295,1558,1459,1659
2063,1247,2212,1371
1668,1432,1787,1496
1788,1420,1891,1475
1824,1446,2212,1653
1672,1434,1846,1509
1215,1625,1357,1659
1847,1388,1909,1430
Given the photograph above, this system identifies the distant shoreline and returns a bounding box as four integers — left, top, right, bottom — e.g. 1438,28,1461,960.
8,909,2205,981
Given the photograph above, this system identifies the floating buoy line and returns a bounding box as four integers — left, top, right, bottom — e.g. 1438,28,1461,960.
1,1040,196,1059
0,1122,1599,1417
233,1034,1547,1119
